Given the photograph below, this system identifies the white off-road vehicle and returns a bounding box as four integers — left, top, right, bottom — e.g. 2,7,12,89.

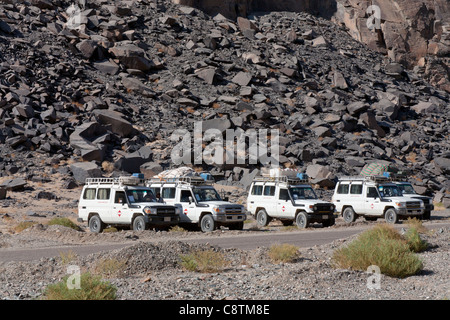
392,180,434,220
77,176,180,233
332,175,425,224
247,175,336,228
146,176,246,232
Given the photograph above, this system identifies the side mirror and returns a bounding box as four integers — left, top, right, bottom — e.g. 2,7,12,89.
188,196,193,204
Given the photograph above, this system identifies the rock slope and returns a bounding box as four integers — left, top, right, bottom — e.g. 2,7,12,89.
0,0,449,200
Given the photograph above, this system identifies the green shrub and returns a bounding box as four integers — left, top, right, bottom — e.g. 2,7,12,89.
405,227,428,253
43,273,117,300
179,249,229,273
47,217,80,231
332,224,423,278
268,243,300,264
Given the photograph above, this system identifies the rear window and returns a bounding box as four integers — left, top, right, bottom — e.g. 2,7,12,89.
97,188,111,200
337,183,349,194
83,188,96,200
162,187,176,199
350,184,363,194
263,186,276,196
251,185,263,195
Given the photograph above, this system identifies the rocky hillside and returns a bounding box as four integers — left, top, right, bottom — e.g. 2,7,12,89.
0,0,449,201
175,0,450,93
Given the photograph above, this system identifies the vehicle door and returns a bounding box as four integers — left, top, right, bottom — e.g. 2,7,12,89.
96,187,112,223
179,188,196,223
112,189,132,224
349,182,364,213
262,184,277,217
276,188,291,218
364,185,382,216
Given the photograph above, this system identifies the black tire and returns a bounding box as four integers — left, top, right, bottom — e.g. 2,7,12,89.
343,207,356,223
200,214,215,232
133,215,147,231
89,215,104,233
384,209,398,224
256,209,270,227
296,212,309,228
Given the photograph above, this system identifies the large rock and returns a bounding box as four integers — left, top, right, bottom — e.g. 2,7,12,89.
70,162,103,184
114,146,153,173
69,122,108,161
93,110,137,138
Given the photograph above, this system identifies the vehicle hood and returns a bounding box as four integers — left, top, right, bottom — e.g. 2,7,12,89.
383,197,423,203
199,201,244,207
293,199,332,206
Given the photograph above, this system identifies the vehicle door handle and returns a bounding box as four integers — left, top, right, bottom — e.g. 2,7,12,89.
336,200,340,202
82,206,86,209
250,201,254,204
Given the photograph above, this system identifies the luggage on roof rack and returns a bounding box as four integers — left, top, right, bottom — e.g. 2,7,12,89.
85,176,145,186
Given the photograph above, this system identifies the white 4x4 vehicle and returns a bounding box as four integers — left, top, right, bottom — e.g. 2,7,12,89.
332,175,425,224
247,176,336,228
392,181,433,220
146,176,246,232
77,176,180,233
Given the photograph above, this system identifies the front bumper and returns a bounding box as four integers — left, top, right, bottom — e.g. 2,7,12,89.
306,212,336,222
396,208,424,216
214,213,247,223
145,214,180,226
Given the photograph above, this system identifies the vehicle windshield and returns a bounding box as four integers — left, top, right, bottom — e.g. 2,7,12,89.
378,185,403,198
397,183,416,194
192,187,222,202
126,189,156,203
289,186,317,200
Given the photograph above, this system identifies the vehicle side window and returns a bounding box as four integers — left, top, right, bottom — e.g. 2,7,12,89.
83,188,96,200
367,187,378,198
337,183,349,194
114,191,126,204
350,184,363,194
97,188,111,200
180,190,192,202
263,186,275,196
251,185,263,195
279,188,289,200
162,187,176,199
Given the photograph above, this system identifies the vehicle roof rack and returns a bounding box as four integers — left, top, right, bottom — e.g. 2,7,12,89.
85,176,146,186
147,176,214,186
253,176,310,185
339,175,391,183
382,172,409,182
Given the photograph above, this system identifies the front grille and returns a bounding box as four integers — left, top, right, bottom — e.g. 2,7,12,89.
156,207,176,215
406,202,421,209
225,207,243,214
314,204,333,213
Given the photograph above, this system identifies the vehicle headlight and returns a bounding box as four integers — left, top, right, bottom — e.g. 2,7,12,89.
330,204,335,211
395,202,406,208
175,207,182,215
213,206,225,214
241,206,246,213
143,206,157,215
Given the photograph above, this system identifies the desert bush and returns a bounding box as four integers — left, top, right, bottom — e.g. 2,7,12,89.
179,249,230,273
43,273,117,300
93,258,127,278
47,217,80,231
14,221,38,233
268,243,300,263
332,224,423,278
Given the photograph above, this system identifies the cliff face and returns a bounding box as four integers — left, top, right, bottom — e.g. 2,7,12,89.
173,0,450,92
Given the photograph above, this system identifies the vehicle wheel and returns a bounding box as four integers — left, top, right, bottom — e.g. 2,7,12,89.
384,209,398,224
256,209,270,227
296,212,309,228
200,214,215,232
133,215,147,231
89,215,104,233
343,207,356,223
